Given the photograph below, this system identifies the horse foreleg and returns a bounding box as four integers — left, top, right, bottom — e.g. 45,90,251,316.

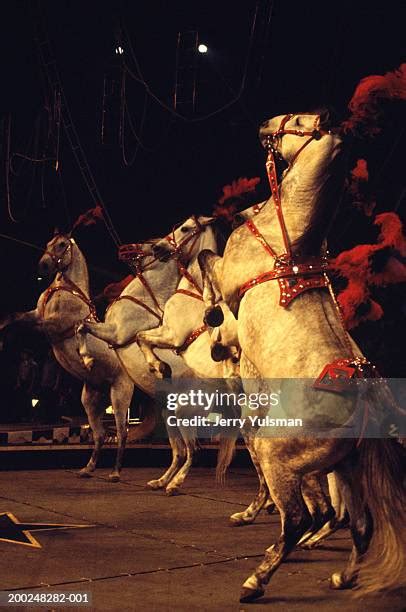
137,324,181,378
78,319,126,349
300,471,348,549
78,384,105,478
109,373,133,482
76,326,95,370
230,431,275,526
147,430,187,490
0,308,38,331
198,250,224,327
297,472,335,547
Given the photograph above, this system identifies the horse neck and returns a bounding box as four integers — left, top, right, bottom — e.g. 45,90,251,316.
197,225,218,255
57,243,90,296
264,139,342,254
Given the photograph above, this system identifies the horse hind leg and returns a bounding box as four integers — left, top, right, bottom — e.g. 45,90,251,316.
78,384,105,478
297,472,335,547
330,462,373,590
108,374,133,482
240,462,312,603
301,471,349,549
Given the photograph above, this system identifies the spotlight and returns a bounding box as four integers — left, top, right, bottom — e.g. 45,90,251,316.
198,44,208,54
115,46,124,55
32,399,39,408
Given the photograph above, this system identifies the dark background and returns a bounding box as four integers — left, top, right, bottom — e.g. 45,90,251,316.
0,0,405,397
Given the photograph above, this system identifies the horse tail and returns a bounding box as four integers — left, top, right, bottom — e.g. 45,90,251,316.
216,433,238,484
357,438,406,594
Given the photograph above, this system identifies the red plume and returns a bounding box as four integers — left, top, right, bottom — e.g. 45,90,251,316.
347,158,376,216
72,205,104,230
343,63,406,135
332,212,406,328
213,177,260,222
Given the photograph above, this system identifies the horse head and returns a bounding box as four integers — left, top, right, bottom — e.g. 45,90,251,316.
38,233,74,279
149,215,216,264
259,111,342,170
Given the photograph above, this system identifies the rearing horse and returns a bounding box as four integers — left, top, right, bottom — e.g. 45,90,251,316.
199,111,406,601
0,233,135,481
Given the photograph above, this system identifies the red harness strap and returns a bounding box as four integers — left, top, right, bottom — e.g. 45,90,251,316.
106,295,163,324
175,288,204,301
175,324,208,354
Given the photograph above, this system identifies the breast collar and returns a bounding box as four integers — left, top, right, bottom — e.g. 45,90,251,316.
238,113,331,307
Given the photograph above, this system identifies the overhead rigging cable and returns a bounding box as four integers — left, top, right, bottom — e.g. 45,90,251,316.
119,66,174,156
121,3,258,123
34,13,122,247
4,115,19,223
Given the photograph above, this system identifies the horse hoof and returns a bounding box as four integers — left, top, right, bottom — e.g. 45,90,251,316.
166,486,181,496
300,540,317,550
330,572,354,590
239,587,265,603
229,513,253,526
159,362,172,378
211,343,229,362
204,306,224,327
78,469,93,479
146,480,163,490
108,473,120,483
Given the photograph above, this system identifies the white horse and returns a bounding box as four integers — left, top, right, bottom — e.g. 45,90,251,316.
198,111,406,601
0,233,135,481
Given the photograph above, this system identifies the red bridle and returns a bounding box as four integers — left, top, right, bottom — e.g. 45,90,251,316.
262,113,330,260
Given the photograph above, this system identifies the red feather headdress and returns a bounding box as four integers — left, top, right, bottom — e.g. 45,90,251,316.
213,177,260,222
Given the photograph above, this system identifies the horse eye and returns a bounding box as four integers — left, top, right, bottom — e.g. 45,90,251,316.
180,226,189,233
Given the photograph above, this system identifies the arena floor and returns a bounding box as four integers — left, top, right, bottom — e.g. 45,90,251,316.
0,466,404,611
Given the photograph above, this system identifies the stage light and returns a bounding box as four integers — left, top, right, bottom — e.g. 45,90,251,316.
198,44,208,54
106,405,114,414
37,277,42,281
115,46,124,55
31,399,39,407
